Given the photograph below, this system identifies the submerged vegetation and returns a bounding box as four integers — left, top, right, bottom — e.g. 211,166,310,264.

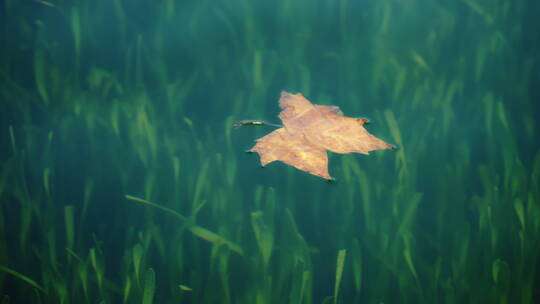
1,0,539,303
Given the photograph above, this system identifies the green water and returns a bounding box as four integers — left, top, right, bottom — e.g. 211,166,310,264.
1,0,539,303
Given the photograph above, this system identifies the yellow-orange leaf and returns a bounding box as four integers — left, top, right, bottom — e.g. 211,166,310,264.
243,91,395,180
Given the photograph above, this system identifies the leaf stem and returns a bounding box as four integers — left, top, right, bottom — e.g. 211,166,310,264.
233,120,282,129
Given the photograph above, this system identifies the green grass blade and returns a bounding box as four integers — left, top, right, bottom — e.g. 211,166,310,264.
123,277,132,304
251,211,274,267
89,248,103,292
142,268,156,304
64,205,75,253
333,249,346,304
132,244,143,282
82,178,94,219
514,198,525,231
0,265,46,293
126,195,243,255
298,270,310,304
125,195,187,221
69,7,81,67
33,49,48,105
8,125,16,154
189,226,243,255
43,168,51,197
350,238,362,293
192,159,210,208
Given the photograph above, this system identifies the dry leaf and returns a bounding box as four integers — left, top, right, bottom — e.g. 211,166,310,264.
240,91,395,180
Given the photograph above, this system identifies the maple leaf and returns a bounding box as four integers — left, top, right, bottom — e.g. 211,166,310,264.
236,91,395,180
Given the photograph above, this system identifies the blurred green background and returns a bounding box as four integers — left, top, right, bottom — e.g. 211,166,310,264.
1,0,539,303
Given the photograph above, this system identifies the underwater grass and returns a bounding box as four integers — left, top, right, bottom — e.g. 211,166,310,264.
333,249,346,304
0,0,539,303
142,268,155,304
0,265,45,293
125,195,243,255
